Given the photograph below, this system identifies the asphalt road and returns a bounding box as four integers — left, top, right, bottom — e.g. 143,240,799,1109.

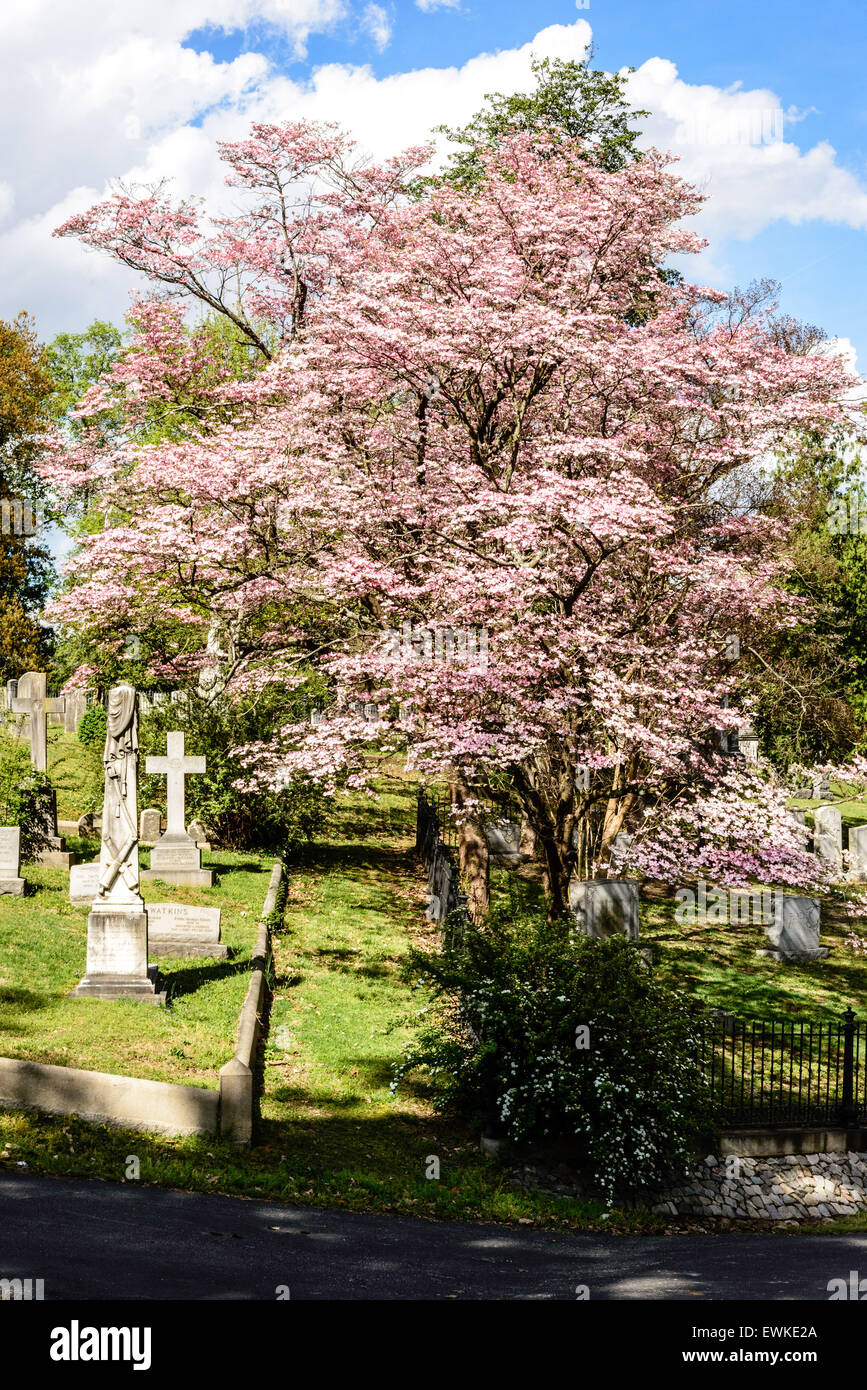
1,1171,864,1300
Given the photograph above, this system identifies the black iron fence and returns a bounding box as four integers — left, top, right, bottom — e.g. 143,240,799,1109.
704,1010,866,1129
420,788,523,852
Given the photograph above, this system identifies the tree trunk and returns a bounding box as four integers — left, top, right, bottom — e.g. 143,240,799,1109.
454,779,489,923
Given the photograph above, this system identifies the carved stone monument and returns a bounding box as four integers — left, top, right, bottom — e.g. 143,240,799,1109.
70,685,164,1003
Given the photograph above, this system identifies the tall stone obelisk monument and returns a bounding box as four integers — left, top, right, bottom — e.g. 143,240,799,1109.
71,684,164,1003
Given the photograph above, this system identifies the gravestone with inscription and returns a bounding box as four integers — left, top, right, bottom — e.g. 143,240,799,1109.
485,820,521,857
757,895,828,962
568,879,640,940
141,732,213,886
70,684,164,1004
146,903,226,959
69,861,102,905
0,827,24,895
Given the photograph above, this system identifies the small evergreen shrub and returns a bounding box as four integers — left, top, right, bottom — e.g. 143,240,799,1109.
77,703,107,748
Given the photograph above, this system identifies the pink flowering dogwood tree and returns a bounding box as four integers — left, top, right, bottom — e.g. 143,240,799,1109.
46,122,856,919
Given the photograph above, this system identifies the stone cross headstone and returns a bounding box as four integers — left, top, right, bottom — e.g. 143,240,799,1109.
568,880,640,939
6,678,77,868
757,896,828,961
0,827,24,896
142,731,213,887
814,805,843,869
70,684,164,1003
10,672,65,774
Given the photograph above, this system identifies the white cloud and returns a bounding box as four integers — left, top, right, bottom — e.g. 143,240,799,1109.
2,11,866,356
627,57,867,258
361,3,391,52
414,0,461,12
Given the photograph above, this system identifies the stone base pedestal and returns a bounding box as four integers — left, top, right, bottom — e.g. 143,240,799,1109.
144,832,213,887
0,877,24,896
149,939,228,959
141,867,214,887
36,849,79,869
70,909,165,1005
756,947,830,963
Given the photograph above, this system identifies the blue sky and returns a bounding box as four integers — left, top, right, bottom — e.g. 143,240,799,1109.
176,0,867,360
2,0,865,378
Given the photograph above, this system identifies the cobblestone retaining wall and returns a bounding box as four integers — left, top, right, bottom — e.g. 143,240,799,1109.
652,1153,867,1221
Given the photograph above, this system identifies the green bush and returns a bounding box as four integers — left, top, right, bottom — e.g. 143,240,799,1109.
77,703,107,748
393,909,710,1203
0,732,56,860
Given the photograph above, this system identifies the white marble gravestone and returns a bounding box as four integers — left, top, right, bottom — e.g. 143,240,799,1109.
70,684,164,1003
814,805,843,869
849,823,867,879
146,903,226,959
568,880,640,939
69,861,101,905
757,896,828,962
0,827,24,895
141,731,213,887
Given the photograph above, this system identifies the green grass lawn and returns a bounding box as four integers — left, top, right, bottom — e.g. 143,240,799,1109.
0,847,272,1084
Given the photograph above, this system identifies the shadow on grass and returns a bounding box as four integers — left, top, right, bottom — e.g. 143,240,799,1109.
0,987,53,1023
162,957,252,1001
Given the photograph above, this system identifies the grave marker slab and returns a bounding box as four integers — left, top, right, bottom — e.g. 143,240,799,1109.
568,879,639,939
485,820,521,856
814,805,843,869
849,823,867,878
69,862,101,905
757,895,828,961
139,808,161,844
0,827,24,895
146,902,226,959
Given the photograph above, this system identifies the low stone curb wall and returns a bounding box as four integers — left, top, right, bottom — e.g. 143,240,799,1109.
652,1152,867,1222
0,1057,218,1136
217,860,282,1146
